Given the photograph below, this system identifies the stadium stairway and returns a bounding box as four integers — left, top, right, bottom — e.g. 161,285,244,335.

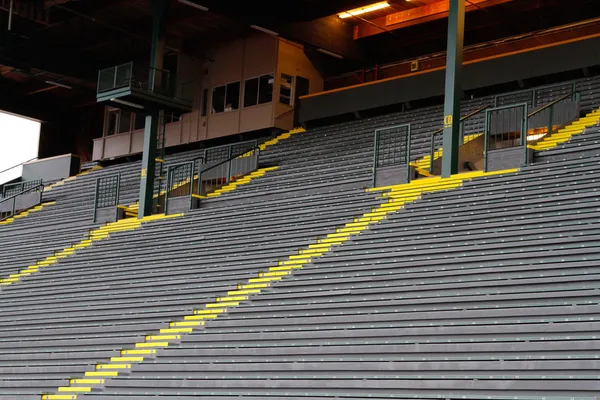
529,107,600,151
0,175,388,399
0,213,181,287
410,133,482,175
76,157,600,400
0,201,55,226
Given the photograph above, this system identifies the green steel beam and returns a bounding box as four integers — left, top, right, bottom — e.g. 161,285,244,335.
138,0,168,218
441,0,465,178
138,114,158,218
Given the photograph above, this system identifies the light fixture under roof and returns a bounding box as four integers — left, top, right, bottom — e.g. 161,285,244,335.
317,48,344,59
250,25,279,37
178,0,208,11
338,1,390,19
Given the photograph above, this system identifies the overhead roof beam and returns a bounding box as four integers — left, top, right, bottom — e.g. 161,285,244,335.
353,0,514,39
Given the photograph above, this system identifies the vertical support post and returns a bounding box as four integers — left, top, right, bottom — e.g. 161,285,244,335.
115,174,121,222
406,125,412,183
226,145,233,184
441,0,465,178
150,0,168,91
164,166,171,216
138,114,158,218
188,161,194,212
93,178,100,223
523,103,529,165
372,130,379,188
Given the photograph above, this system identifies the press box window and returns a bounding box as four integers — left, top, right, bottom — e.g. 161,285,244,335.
211,82,240,114
279,73,293,105
244,74,274,107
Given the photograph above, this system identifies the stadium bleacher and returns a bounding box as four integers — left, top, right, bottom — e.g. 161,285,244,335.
1,71,600,400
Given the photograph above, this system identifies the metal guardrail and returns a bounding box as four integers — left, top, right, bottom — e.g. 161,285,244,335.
372,124,412,187
483,91,580,170
164,161,195,214
97,61,195,103
0,157,37,179
93,174,121,223
494,81,577,108
2,179,43,198
428,104,491,172
0,182,44,222
203,140,259,164
196,146,261,198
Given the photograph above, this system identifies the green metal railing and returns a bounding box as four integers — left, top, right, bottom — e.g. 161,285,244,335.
0,181,44,222
483,91,580,170
196,145,261,199
494,81,577,108
428,104,491,172
203,140,259,164
483,102,528,171
526,91,581,153
372,123,412,187
3,179,43,198
97,61,195,103
93,174,121,223
164,161,195,214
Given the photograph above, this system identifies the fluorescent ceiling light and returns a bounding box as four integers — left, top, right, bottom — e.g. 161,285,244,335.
317,48,344,59
45,80,72,89
178,0,208,11
250,25,279,36
111,98,145,110
338,1,390,18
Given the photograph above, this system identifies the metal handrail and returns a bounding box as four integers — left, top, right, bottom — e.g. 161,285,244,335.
527,92,577,118
196,145,261,196
0,157,38,176
429,104,492,172
0,183,44,222
430,104,492,137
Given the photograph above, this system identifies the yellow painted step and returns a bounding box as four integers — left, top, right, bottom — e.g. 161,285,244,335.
135,341,169,348
110,356,144,362
159,327,193,334
96,364,131,370
122,349,157,355
70,378,105,385
170,321,205,327
57,387,91,393
184,314,219,321
84,371,119,377
228,288,262,295
247,277,281,283
42,395,77,400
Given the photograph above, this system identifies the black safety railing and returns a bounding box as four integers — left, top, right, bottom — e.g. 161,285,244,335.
97,61,195,104
428,104,491,172
196,146,261,198
0,182,44,222
372,123,412,187
3,179,43,198
93,174,121,223
164,161,195,214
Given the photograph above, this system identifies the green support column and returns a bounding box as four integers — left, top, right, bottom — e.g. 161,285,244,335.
441,0,465,178
137,0,168,218
138,114,159,218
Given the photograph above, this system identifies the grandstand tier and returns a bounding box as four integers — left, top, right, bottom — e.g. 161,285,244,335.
2,10,600,399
